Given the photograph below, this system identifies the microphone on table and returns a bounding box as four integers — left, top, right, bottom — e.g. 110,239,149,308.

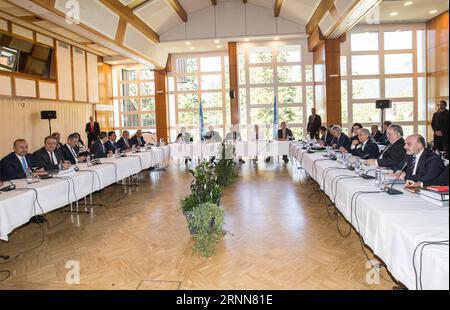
385,160,408,195
0,180,16,192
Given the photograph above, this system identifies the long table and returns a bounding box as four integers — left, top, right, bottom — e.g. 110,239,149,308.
290,142,449,290
169,141,290,159
0,146,170,242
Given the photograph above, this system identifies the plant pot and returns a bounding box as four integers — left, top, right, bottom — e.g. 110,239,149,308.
183,211,216,236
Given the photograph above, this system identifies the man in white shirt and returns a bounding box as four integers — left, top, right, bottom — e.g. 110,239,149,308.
175,127,192,143
33,136,70,171
204,126,222,142
248,124,265,142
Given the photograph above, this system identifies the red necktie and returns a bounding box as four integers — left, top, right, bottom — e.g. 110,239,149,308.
90,122,94,133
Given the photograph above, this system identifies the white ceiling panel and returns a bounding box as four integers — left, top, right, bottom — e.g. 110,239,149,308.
135,0,180,33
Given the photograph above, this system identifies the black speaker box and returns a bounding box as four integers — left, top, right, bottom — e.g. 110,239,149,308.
375,99,392,109
41,111,57,120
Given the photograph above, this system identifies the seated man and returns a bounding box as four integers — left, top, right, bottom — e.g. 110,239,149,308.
34,136,70,172
90,132,112,159
61,133,87,164
105,131,118,154
331,125,351,151
365,124,406,171
406,165,449,188
395,134,444,186
51,132,63,148
130,129,146,147
204,126,222,142
277,122,295,164
117,130,132,152
225,125,245,164
340,128,380,159
175,127,192,143
319,125,333,146
371,125,383,143
0,139,44,181
248,125,265,164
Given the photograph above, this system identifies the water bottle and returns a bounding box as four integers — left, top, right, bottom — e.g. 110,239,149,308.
115,149,119,159
132,145,136,154
26,168,33,184
86,155,92,167
354,159,361,175
374,168,381,188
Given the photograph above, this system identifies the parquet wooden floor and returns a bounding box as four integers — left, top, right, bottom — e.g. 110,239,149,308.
0,161,395,289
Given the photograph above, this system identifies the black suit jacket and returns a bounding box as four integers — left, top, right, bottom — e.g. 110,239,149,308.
424,165,449,187
431,109,449,137
350,140,380,159
379,131,389,145
130,135,146,147
307,114,321,134
377,138,406,171
105,140,118,153
372,130,383,143
403,149,445,184
117,138,132,151
277,128,295,141
60,144,79,165
33,147,65,172
90,140,107,158
85,122,100,137
331,133,351,151
320,132,333,146
0,152,38,181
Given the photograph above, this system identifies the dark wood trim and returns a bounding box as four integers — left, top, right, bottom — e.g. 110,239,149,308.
166,0,188,22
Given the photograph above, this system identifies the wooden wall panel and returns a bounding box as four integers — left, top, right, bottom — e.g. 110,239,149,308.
14,78,37,98
95,111,114,132
98,62,113,105
154,70,168,142
228,42,240,125
0,97,92,158
38,81,57,100
87,53,100,103
56,41,73,101
73,47,88,102
427,11,449,140
0,76,12,96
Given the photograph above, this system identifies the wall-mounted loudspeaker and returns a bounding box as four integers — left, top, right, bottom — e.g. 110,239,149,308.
375,99,392,110
229,90,235,99
40,110,57,120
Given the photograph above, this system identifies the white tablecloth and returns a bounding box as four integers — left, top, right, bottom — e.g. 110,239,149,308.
290,142,449,290
169,141,290,159
0,146,169,241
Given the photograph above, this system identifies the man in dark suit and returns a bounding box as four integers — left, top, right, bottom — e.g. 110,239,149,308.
341,128,380,159
319,125,333,146
379,121,392,145
51,132,63,149
34,136,70,172
277,122,295,163
398,134,444,185
130,129,146,147
366,124,406,171
61,133,87,164
370,125,383,143
331,125,351,151
431,100,449,158
0,139,44,181
405,165,449,188
117,130,132,152
307,108,322,139
85,116,100,148
90,132,111,159
105,131,118,154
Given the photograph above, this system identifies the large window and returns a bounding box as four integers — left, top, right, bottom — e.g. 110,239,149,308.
167,53,229,142
112,65,156,132
238,42,313,140
341,24,426,136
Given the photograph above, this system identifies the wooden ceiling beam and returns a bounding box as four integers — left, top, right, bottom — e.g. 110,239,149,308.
274,0,284,17
211,0,217,5
166,0,188,22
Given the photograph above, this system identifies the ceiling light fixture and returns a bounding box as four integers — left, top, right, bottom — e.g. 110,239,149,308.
244,38,250,42
214,40,220,44
217,45,222,48
274,37,280,40
429,10,438,14
390,12,398,16
404,1,413,6
190,47,195,50
186,41,191,45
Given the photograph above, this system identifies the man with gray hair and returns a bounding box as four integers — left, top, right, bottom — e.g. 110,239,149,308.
366,124,406,171
340,128,380,159
176,127,192,143
396,134,444,186
331,125,351,151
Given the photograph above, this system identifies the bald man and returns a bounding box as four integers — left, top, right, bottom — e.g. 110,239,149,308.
396,134,444,185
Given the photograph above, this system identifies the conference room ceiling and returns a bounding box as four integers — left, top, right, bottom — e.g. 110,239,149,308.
368,0,448,23
123,0,320,35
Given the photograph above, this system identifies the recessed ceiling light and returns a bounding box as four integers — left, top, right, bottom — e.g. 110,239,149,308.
274,37,280,40
214,40,220,44
217,45,222,48
429,10,438,14
244,38,250,42
185,41,191,45
189,47,195,50
390,12,398,16
404,1,413,6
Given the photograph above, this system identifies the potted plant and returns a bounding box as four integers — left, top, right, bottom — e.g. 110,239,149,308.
215,142,239,187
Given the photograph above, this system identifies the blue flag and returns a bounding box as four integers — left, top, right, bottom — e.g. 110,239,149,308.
273,95,278,140
199,100,204,140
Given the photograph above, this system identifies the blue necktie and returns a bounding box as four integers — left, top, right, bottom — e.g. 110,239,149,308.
21,157,29,173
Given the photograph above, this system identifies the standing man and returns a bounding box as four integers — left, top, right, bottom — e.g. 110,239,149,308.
307,108,322,140
431,100,449,158
85,116,100,148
